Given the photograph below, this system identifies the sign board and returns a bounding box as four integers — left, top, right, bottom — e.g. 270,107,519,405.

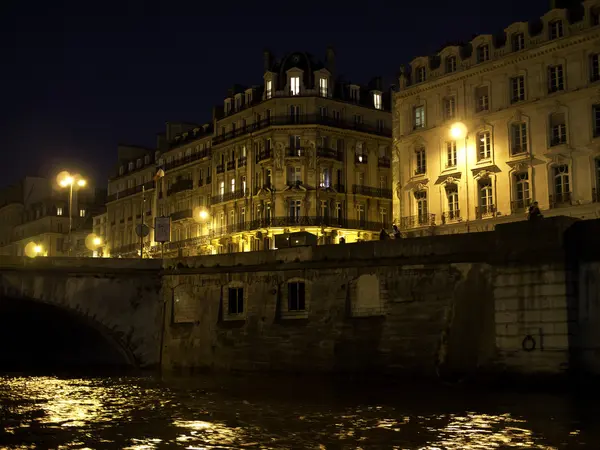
135,223,150,237
154,216,171,243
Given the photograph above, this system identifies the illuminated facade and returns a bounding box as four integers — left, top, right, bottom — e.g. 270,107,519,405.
393,0,600,235
108,48,393,257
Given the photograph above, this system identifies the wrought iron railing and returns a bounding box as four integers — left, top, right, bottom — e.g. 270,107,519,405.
167,179,193,196
107,180,155,203
163,149,211,172
378,157,390,168
399,214,436,229
211,189,249,204
511,199,531,213
351,185,392,199
170,209,193,221
317,147,343,161
475,204,496,219
549,192,572,208
441,210,460,224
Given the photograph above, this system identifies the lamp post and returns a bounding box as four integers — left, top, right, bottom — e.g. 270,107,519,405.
450,122,469,232
58,172,87,256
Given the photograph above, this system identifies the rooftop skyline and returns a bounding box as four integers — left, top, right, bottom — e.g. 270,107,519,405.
0,0,550,187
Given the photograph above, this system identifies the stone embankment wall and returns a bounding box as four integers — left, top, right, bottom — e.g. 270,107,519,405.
161,216,595,378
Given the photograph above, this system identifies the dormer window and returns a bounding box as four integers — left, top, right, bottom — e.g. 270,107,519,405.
476,45,489,63
319,77,328,97
445,56,456,73
234,96,242,111
290,76,300,96
144,154,150,164
549,20,563,40
128,162,134,171
119,166,124,176
225,99,232,114
512,33,525,52
136,158,142,168
266,80,273,99
349,86,359,101
373,92,382,110
592,7,600,26
415,66,426,83
245,90,253,105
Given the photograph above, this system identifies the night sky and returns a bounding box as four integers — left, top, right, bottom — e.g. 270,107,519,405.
0,0,550,187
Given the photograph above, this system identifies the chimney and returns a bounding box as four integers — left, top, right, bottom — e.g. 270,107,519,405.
326,46,336,75
263,49,272,72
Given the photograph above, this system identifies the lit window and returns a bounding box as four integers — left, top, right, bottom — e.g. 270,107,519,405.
319,77,328,97
79,209,86,217
290,76,300,96
373,92,382,110
231,178,236,193
57,207,63,216
266,80,272,99
219,181,225,196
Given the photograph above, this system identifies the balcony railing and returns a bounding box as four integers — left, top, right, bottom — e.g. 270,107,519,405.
216,164,225,174
238,156,247,167
287,147,306,157
378,157,391,168
107,180,155,203
167,179,193,196
170,209,193,221
549,192,572,208
351,185,392,199
163,149,211,172
211,188,248,204
316,147,343,161
475,204,496,219
414,167,426,176
257,149,272,162
212,114,392,146
355,154,368,164
441,210,461,224
399,214,436,229
212,216,386,235
511,198,531,213
226,161,236,171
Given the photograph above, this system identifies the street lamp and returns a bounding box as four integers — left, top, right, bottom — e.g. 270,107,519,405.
449,122,470,231
57,171,87,256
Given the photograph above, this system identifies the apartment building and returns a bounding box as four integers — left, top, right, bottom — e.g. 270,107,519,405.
393,0,600,234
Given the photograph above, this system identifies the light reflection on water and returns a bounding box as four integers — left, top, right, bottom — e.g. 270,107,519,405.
0,374,596,449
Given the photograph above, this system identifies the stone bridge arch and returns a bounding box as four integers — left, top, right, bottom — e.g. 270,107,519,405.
0,257,163,369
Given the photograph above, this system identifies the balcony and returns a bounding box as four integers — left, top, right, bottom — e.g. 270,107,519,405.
475,204,496,219
378,157,391,168
212,216,385,235
355,154,368,164
316,147,343,161
238,156,247,167
399,214,436,229
107,180,155,203
441,210,461,224
216,164,225,174
287,147,306,157
211,188,248,204
511,198,531,213
211,114,392,146
163,149,211,172
167,179,193,196
226,161,236,171
170,209,193,221
257,149,272,162
351,185,392,199
549,192,572,208
206,176,212,185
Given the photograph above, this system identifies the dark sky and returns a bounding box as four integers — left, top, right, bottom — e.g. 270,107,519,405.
0,0,550,187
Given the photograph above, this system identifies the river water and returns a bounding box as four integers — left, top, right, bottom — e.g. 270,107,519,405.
0,373,598,449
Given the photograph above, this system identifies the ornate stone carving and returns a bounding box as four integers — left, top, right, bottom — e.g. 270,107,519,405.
473,169,492,181
445,176,456,184
275,142,284,170
396,182,402,200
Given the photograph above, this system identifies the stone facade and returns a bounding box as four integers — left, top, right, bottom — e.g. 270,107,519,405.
106,48,393,258
392,0,600,236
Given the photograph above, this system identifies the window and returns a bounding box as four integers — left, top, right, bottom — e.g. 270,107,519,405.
241,176,247,193
128,162,134,171
79,209,86,217
289,199,301,219
477,131,491,160
246,91,252,105
57,207,63,216
230,178,236,193
288,167,302,184
332,110,340,120
479,179,494,214
379,175,387,190
288,281,306,311
446,141,457,168
377,119,385,132
549,20,563,40
290,76,300,96
380,207,388,226
553,165,571,203
119,166,124,176
592,7,600,26
219,181,225,196
550,112,567,146
319,106,328,117
144,154,150,164
357,204,365,225
415,190,428,224
415,147,426,175
373,92,382,110
593,104,600,137
514,172,530,210
349,86,359,101
415,66,426,83
446,184,459,220
512,32,525,52
319,77,328,97
320,200,329,219
227,287,244,315
443,97,456,120
476,44,489,63
445,56,457,73
591,54,599,82
413,105,425,129
235,96,241,111
548,65,564,93
510,123,528,155
320,168,330,188
357,172,364,186
354,114,363,125
265,80,272,99
510,76,525,103
475,86,489,112
289,135,301,153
